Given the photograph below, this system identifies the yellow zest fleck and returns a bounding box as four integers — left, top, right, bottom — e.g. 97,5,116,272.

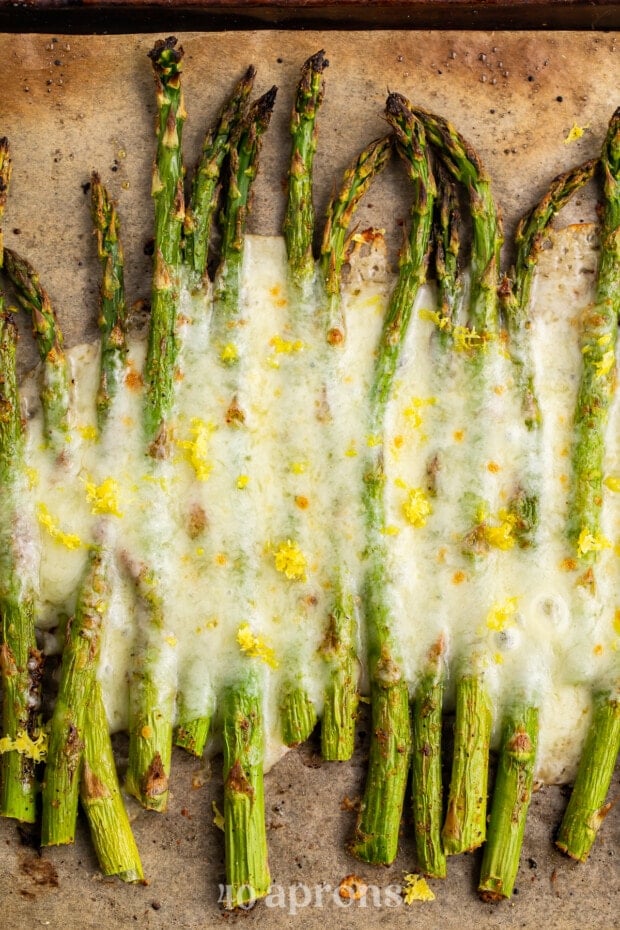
598,333,612,346
577,527,611,557
564,123,588,144
36,503,83,550
402,487,433,528
382,525,400,536
366,434,382,447
418,307,451,332
295,495,309,510
0,729,47,762
486,596,519,632
177,418,215,481
402,873,435,904
493,652,505,665
165,635,177,647
604,475,620,492
452,571,466,585
236,623,279,668
215,553,227,566
493,384,505,396
484,510,517,551
195,547,205,556
593,644,603,656
453,429,465,442
487,461,501,474
274,540,307,581
25,467,39,489
613,609,620,635
78,425,98,441
212,800,225,831
453,325,487,352
142,474,168,491
290,460,307,474
561,557,578,572
220,342,238,365
85,477,123,517
270,334,303,354
595,349,615,378
236,474,250,490
141,725,153,739
345,443,357,458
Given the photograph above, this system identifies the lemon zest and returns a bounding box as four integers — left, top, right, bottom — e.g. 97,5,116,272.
595,349,615,378
402,873,435,904
486,596,519,632
577,527,611,556
85,477,123,517
564,123,588,144
177,418,215,481
236,474,250,489
0,728,47,762
402,487,433,528
236,623,279,668
36,503,83,550
270,334,304,354
220,342,238,365
604,475,620,492
274,540,307,581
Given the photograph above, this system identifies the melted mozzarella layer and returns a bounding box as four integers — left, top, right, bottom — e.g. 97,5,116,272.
19,227,619,781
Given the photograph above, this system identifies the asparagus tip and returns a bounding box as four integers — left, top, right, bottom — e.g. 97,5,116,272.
306,48,329,73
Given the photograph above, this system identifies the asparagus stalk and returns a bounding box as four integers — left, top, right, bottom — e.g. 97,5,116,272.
478,705,538,899
319,135,392,345
557,109,620,861
125,561,174,812
349,94,435,865
318,135,391,761
90,173,128,430
211,88,277,906
41,548,109,845
0,312,43,823
221,675,270,908
276,52,331,748
184,65,256,283
433,162,462,341
567,110,620,553
413,104,502,334
412,106,502,856
556,692,620,861
284,49,328,290
478,159,597,896
81,681,144,882
0,143,44,823
143,36,186,451
3,247,69,452
411,638,446,878
212,85,278,327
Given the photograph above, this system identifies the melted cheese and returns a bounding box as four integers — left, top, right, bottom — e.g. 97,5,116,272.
18,227,619,781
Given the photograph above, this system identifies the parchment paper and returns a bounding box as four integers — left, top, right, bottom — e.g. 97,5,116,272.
0,31,617,929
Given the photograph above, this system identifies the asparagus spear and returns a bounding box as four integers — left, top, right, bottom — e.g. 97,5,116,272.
221,675,270,908
41,548,109,845
184,65,256,283
212,85,278,328
557,108,620,862
283,49,328,290
478,706,538,899
318,135,391,761
433,161,462,342
319,135,392,345
143,36,186,451
0,143,44,822
0,312,43,824
413,105,502,856
567,111,620,554
411,638,446,878
81,681,144,882
212,87,277,906
124,560,174,813
276,52,330,748
349,94,435,865
3,247,69,452
479,159,597,897
90,172,128,430
556,692,620,861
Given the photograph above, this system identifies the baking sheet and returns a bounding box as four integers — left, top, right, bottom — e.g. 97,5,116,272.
0,31,618,929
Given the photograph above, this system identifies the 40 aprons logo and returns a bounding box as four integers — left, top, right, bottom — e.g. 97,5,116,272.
218,880,407,913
